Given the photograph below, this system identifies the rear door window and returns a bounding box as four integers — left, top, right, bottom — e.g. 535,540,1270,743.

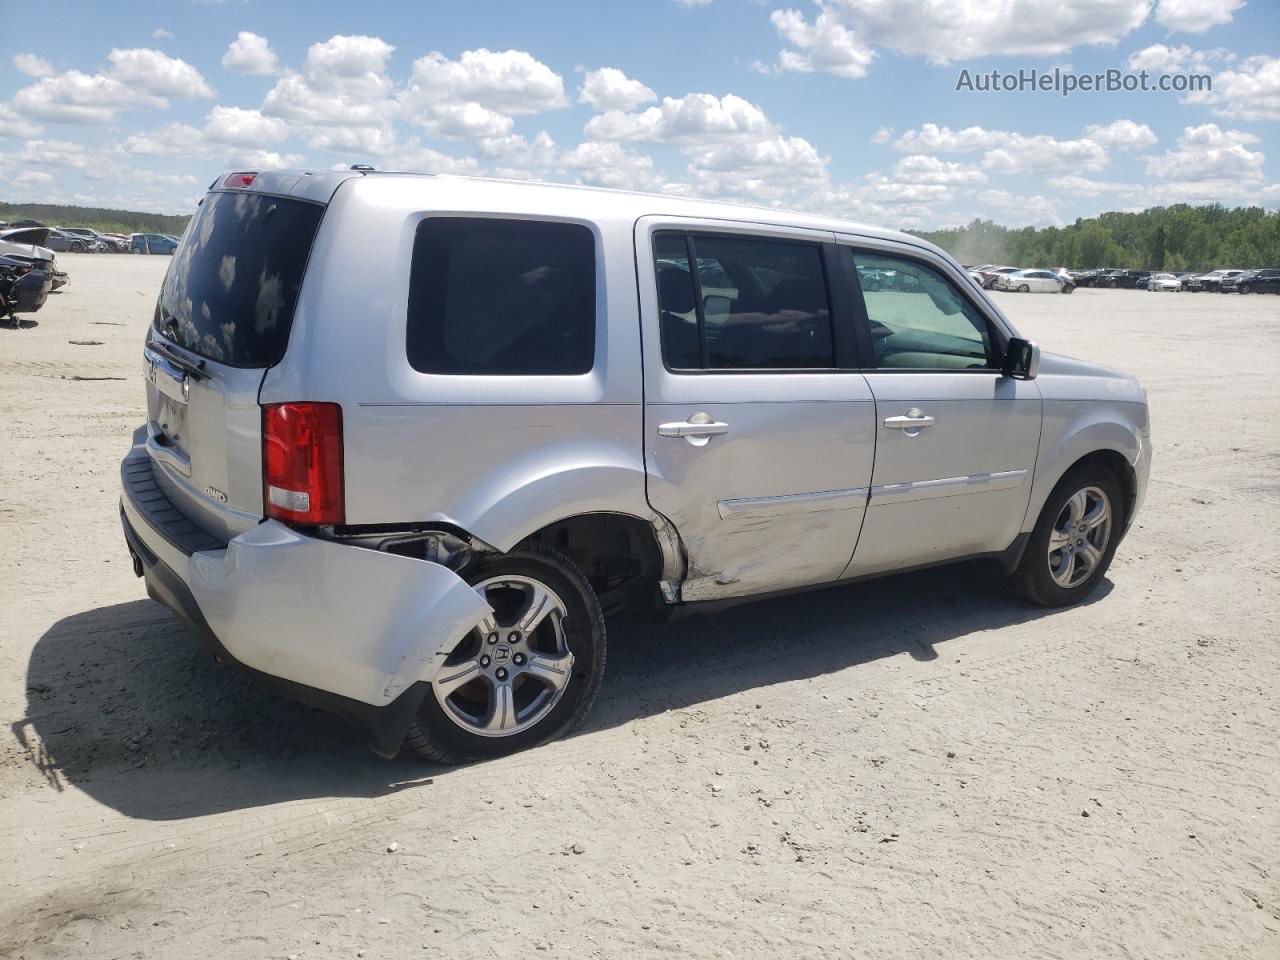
653,232,834,370
155,191,323,367
406,217,596,375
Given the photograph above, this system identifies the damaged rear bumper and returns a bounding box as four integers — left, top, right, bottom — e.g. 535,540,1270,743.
120,443,492,756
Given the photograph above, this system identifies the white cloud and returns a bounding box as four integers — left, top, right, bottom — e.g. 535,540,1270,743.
771,7,875,79
13,53,54,78
770,0,1151,70
977,189,1063,227
892,154,987,185
401,48,566,138
982,134,1108,174
119,122,205,157
890,123,993,153
1154,0,1245,34
152,28,173,41
585,93,772,144
891,123,1110,173
11,48,211,125
222,32,279,76
106,48,214,99
13,169,54,187
12,72,157,124
1125,42,1231,72
262,35,397,129
686,135,829,203
203,105,289,146
1185,55,1280,121
579,67,656,112
0,103,42,139
674,0,714,7
307,125,398,155
561,141,668,192
383,140,479,176
1145,124,1265,182
1082,119,1158,150
1047,175,1137,197
476,130,558,167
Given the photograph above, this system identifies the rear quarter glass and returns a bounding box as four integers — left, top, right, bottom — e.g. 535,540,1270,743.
154,191,323,368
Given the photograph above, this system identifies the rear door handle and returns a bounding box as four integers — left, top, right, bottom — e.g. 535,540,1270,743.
658,415,729,447
658,421,729,438
883,409,935,435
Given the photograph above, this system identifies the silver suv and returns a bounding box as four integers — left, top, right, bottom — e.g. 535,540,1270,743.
120,169,1150,763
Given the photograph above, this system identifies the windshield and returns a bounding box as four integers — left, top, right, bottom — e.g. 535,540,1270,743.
153,190,323,367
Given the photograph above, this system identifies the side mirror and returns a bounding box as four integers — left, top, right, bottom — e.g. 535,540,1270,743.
1004,337,1040,380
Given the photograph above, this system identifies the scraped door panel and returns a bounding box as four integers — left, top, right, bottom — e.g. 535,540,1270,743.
635,217,876,600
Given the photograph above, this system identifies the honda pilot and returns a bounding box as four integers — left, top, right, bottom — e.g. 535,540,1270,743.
120,169,1151,763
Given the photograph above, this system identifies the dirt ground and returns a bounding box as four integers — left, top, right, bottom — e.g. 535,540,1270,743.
1,253,1277,959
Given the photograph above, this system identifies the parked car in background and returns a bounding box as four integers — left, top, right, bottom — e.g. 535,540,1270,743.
975,266,1019,289
130,233,179,255
1236,268,1280,294
995,269,1074,293
59,227,126,252
45,229,89,253
0,254,52,322
1111,270,1153,289
1198,269,1243,292
1147,273,1182,292
120,168,1149,763
0,227,68,289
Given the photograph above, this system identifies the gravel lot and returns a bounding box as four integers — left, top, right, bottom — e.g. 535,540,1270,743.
1,253,1277,959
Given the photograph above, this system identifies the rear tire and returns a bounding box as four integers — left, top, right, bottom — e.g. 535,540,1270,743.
1012,464,1125,607
403,543,606,764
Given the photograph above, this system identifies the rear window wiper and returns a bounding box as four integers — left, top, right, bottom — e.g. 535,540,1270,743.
149,335,209,381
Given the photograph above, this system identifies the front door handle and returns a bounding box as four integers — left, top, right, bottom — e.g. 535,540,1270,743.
883,408,935,436
658,414,729,447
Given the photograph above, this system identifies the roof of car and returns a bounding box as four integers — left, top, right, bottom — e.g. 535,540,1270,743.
224,168,948,262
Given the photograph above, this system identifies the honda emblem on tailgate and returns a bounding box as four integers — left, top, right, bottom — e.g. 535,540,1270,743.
204,485,228,504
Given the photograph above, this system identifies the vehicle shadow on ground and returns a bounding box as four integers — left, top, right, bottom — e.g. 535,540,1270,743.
1,318,39,330
15,563,1109,821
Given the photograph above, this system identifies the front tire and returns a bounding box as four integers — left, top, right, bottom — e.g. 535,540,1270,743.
1017,283,1030,293
1012,464,1125,607
403,544,605,764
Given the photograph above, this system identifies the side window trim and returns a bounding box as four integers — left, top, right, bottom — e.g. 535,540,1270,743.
839,239,1011,373
653,228,847,375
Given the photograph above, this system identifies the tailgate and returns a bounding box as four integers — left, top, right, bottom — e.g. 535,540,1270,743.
144,339,266,541
141,186,325,540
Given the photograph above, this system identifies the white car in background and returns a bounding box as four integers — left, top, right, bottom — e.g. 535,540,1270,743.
1147,273,1181,292
996,270,1074,293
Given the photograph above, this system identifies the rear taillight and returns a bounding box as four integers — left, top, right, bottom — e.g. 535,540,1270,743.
262,402,344,526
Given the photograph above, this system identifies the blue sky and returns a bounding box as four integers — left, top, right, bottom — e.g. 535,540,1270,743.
2,0,1277,228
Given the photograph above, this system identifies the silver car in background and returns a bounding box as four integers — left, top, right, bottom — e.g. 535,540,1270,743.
120,170,1150,763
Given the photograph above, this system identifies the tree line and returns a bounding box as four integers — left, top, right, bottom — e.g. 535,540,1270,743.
0,202,191,237
913,204,1280,271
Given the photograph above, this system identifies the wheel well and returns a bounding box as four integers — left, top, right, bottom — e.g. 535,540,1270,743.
515,513,666,615
1070,449,1135,520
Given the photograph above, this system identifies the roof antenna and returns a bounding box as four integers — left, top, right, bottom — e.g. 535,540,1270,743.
350,164,375,172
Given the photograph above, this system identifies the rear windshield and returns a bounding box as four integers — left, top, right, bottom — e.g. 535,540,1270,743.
154,191,323,367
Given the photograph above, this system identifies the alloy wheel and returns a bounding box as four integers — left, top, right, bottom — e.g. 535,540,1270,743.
432,575,575,737
1047,485,1112,588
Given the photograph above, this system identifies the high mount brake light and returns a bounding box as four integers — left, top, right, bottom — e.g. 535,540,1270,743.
262,402,344,526
223,172,258,188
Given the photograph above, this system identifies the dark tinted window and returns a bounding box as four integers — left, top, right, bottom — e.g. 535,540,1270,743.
850,249,995,370
154,191,323,367
654,234,701,369
654,233,833,370
407,218,595,375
